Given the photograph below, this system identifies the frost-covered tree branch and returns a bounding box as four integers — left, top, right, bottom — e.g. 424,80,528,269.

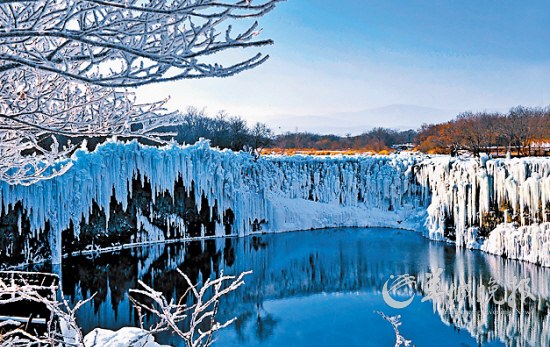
0,0,283,87
0,0,282,184
0,69,180,185
0,270,251,346
130,269,252,347
375,311,414,347
0,272,93,346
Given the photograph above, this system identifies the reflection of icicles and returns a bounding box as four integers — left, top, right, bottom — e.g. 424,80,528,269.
375,311,413,347
222,232,550,347
416,272,549,347
136,244,165,279
420,243,550,347
135,209,165,244
62,229,550,346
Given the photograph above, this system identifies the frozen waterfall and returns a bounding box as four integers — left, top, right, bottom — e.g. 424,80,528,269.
0,140,548,267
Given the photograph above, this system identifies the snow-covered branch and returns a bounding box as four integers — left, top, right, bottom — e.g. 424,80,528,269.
375,311,414,347
0,69,179,185
130,269,252,347
0,272,93,346
0,0,283,87
0,270,251,346
0,0,282,184
0,0,283,184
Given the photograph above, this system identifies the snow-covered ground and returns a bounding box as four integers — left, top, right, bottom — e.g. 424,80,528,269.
84,327,168,347
0,140,548,267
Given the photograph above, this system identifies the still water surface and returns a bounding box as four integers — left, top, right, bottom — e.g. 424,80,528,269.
42,228,549,346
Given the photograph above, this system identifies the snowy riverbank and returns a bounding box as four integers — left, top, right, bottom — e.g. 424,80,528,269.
0,140,548,267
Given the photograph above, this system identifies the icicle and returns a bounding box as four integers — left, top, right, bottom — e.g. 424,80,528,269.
0,140,549,267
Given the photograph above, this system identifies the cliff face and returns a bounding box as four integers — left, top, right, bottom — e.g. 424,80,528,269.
0,141,548,267
418,156,550,266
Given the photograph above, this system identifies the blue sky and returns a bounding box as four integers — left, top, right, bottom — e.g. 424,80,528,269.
137,0,550,132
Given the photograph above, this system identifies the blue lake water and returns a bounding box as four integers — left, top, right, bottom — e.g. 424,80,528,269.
45,228,549,346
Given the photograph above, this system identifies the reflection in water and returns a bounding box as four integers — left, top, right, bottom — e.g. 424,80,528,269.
47,229,548,346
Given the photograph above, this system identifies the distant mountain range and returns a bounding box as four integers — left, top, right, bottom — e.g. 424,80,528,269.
266,104,459,135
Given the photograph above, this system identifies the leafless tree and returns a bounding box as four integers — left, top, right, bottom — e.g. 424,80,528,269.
375,311,413,347
0,0,283,86
0,0,283,184
130,269,252,347
455,112,501,156
532,108,550,155
0,273,93,346
507,106,534,155
228,115,250,150
250,121,272,152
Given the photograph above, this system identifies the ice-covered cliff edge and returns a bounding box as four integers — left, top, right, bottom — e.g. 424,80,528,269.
0,141,548,267
0,140,425,265
418,156,550,266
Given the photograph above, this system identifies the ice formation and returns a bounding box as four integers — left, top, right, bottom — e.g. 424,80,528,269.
417,156,550,266
0,140,549,267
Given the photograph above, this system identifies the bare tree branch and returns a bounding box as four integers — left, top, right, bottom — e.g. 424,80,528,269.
375,311,414,347
0,0,282,184
0,272,94,346
0,0,284,87
130,269,252,347
0,69,180,185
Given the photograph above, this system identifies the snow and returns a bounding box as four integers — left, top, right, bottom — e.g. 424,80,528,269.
417,156,550,266
264,196,425,233
0,140,549,267
83,327,169,347
481,223,550,266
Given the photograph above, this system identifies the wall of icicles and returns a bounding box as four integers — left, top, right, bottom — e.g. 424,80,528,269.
0,140,548,267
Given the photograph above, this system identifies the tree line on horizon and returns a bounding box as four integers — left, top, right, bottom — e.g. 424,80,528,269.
271,128,417,153
416,106,550,156
45,107,274,154
157,105,550,157
154,107,274,152
271,105,550,157
47,105,549,157
155,108,416,154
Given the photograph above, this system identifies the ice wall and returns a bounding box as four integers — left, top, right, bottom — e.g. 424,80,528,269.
417,156,550,266
0,140,425,265
0,140,549,267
